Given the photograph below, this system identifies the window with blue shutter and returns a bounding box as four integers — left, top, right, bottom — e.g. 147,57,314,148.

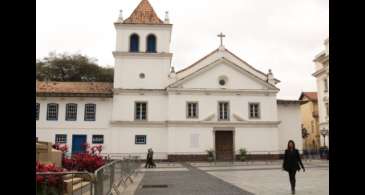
130,34,139,52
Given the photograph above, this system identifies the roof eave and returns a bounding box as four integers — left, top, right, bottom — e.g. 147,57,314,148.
36,92,113,98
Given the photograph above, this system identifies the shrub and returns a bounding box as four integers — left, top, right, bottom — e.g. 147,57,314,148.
62,143,105,172
239,148,247,161
206,149,215,161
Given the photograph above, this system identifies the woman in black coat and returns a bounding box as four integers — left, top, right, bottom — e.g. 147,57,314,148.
282,140,305,194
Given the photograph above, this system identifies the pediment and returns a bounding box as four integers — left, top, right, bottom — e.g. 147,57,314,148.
169,58,278,90
174,47,280,85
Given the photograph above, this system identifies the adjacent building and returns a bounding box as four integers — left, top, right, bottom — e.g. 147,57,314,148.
299,92,320,151
312,38,329,148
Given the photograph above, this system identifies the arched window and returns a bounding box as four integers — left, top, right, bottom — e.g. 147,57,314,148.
129,34,139,52
146,34,156,53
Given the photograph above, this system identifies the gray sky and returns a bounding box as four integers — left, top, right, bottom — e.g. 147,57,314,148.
36,0,328,99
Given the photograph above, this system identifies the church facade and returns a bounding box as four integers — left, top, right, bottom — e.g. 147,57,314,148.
36,0,302,160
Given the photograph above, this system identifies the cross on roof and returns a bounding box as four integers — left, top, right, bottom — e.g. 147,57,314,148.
217,32,226,46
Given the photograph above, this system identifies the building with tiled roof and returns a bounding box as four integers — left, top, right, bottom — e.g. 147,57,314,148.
299,92,318,102
36,81,113,97
36,0,303,161
299,92,320,151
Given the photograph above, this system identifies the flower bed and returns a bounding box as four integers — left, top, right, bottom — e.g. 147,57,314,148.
36,161,65,195
60,143,106,172
36,143,106,194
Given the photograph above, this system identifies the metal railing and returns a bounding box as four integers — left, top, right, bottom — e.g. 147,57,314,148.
94,159,140,195
36,159,140,195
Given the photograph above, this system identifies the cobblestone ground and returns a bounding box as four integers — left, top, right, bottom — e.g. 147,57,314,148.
134,160,328,195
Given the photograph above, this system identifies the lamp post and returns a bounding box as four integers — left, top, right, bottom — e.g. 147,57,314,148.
320,129,329,148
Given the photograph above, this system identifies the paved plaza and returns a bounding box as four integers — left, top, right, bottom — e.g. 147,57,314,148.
132,160,328,195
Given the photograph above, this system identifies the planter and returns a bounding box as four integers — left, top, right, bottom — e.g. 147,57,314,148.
207,156,214,162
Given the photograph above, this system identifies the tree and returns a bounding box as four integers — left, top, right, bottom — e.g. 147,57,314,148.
36,52,114,82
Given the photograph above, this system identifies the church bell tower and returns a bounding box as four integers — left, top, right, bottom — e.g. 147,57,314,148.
113,0,173,89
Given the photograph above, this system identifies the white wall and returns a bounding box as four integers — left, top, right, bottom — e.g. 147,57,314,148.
110,127,168,159
167,127,214,153
277,103,303,151
36,128,112,153
113,56,171,89
167,94,278,122
36,97,113,153
235,127,280,153
36,97,112,129
111,94,168,121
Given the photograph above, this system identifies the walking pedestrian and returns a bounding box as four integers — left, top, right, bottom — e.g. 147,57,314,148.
282,140,305,194
145,148,152,168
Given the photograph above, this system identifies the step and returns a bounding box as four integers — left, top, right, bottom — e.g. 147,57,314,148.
63,181,91,195
64,177,83,193
62,174,75,180
72,181,91,192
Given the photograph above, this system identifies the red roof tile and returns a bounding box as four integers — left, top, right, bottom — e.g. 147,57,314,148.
36,81,113,97
299,92,318,101
123,0,164,24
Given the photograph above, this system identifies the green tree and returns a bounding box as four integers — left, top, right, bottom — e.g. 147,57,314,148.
36,52,114,82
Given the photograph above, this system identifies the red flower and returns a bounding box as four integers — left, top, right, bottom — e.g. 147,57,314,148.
47,175,61,186
36,175,45,184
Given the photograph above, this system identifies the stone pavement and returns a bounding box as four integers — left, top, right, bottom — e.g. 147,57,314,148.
134,162,253,195
132,160,328,195
195,161,328,195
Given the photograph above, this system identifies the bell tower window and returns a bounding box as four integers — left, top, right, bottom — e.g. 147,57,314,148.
130,34,139,52
146,34,157,53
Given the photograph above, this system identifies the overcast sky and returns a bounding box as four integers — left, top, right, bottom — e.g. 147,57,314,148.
36,0,328,99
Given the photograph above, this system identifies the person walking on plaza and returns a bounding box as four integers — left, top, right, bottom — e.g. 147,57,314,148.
282,140,305,194
144,148,156,168
149,148,156,168
145,148,152,168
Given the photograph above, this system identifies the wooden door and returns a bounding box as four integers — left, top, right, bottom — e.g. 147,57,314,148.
215,131,233,161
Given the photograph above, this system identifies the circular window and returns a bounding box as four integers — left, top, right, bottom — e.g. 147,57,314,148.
139,73,145,79
218,76,228,86
219,79,226,86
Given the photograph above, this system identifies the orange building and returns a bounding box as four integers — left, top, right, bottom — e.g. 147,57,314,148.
299,92,320,151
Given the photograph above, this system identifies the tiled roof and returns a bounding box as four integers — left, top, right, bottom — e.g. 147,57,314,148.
299,92,318,101
36,81,113,97
123,0,164,24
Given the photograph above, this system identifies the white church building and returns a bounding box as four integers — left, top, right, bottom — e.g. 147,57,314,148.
36,0,302,161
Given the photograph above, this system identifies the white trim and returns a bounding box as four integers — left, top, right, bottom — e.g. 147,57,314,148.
167,88,278,95
110,120,280,127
